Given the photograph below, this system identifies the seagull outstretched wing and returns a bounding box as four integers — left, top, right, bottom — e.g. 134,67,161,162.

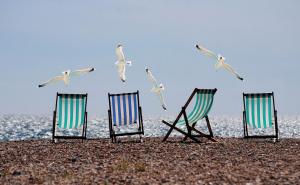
222,63,243,81
195,44,218,60
145,67,158,87
116,46,125,62
38,75,64,88
70,67,95,76
158,92,167,110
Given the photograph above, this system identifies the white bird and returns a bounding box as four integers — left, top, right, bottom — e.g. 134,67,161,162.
195,44,243,81
38,67,95,88
115,44,132,82
145,67,167,111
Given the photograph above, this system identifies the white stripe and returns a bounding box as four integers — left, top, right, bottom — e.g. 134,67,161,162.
126,95,130,124
120,96,124,126
114,97,119,126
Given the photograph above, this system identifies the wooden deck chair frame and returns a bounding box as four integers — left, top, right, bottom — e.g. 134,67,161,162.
162,88,217,143
108,91,144,143
52,93,88,142
243,92,279,141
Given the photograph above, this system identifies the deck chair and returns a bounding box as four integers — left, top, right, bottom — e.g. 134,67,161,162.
243,92,279,140
162,88,217,143
52,93,88,142
108,91,144,143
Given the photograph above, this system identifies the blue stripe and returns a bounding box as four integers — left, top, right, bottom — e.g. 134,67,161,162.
133,94,138,123
117,95,122,126
123,95,127,125
111,96,117,126
128,94,132,124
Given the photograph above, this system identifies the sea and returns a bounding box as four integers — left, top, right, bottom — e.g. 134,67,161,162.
0,114,299,141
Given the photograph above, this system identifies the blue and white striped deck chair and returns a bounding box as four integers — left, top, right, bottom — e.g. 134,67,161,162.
108,91,144,143
162,88,217,143
243,92,279,140
52,93,88,142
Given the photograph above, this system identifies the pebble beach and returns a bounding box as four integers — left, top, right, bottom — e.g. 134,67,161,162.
0,137,299,184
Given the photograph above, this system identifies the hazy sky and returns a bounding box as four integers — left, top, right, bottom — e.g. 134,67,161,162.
0,0,299,117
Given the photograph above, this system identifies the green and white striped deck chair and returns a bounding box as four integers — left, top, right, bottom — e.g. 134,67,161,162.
243,92,278,140
162,88,217,143
52,93,88,142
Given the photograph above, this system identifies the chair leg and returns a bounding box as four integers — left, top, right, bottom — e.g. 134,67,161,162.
205,116,213,137
140,135,143,143
162,120,200,143
183,122,197,141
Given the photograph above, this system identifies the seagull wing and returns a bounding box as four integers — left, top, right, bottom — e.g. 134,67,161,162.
196,44,218,60
38,75,64,88
145,68,158,87
117,63,126,82
222,63,244,81
70,67,95,76
116,47,125,62
157,91,167,111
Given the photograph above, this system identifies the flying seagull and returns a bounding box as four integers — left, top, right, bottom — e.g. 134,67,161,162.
38,67,95,88
145,67,167,111
195,44,243,81
115,44,132,82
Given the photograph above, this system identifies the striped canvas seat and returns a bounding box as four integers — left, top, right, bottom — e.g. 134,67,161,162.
109,93,139,126
162,88,217,143
244,94,274,128
52,93,88,142
178,90,215,126
242,92,279,140
57,94,87,129
108,91,144,143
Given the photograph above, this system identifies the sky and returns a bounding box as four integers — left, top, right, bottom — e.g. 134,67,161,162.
0,0,299,117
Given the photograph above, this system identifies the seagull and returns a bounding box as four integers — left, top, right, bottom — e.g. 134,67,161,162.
145,67,167,111
38,67,95,88
115,44,132,82
195,44,243,81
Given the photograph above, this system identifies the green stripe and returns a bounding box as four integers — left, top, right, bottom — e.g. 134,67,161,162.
58,96,63,128
178,92,215,126
190,93,206,124
268,96,272,127
64,95,68,129
75,95,80,128
262,97,267,128
81,97,85,126
189,93,203,124
251,96,256,128
200,94,213,119
256,97,261,128
201,94,213,118
69,95,74,128
178,93,201,125
245,97,250,126
187,93,200,120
